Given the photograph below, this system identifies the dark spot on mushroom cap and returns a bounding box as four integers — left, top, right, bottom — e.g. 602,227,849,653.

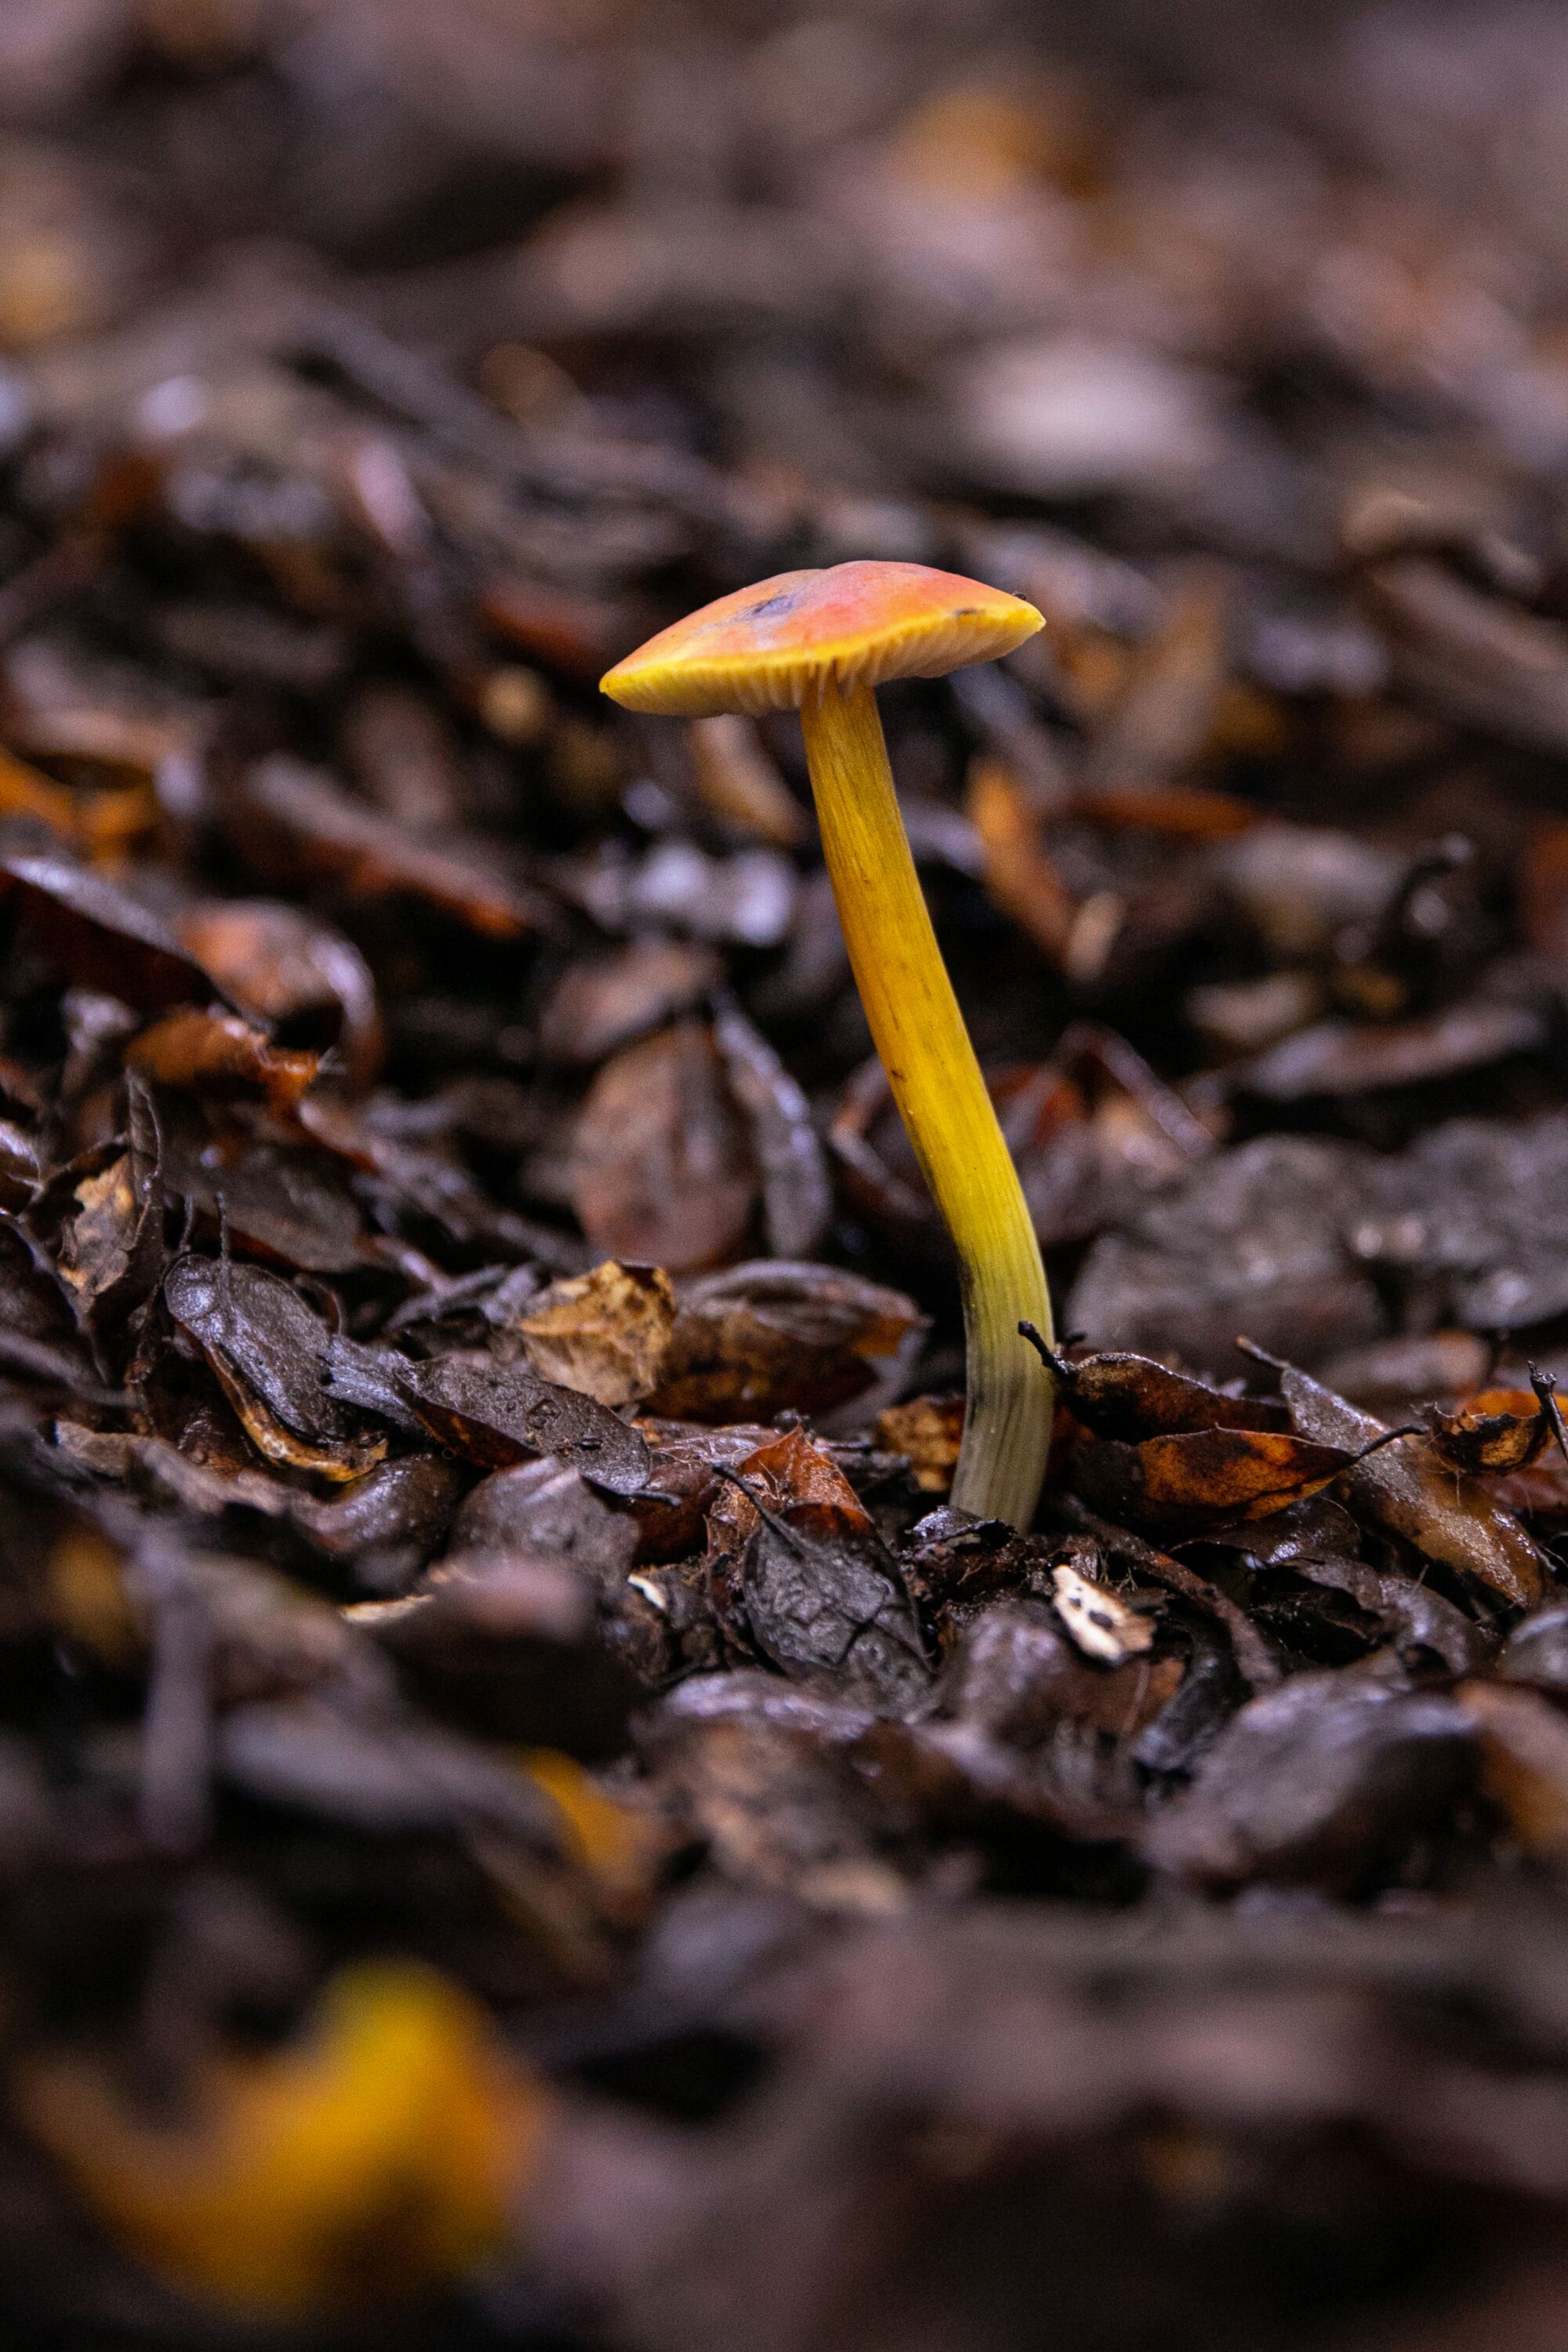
746,590,804,620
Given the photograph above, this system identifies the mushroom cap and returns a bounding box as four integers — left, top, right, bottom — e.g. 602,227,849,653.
601,560,1043,717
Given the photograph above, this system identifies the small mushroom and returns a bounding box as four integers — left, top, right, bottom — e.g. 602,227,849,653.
602,561,1054,1528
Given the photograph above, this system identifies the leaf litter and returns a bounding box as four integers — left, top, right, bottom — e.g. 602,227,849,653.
6,8,1568,2352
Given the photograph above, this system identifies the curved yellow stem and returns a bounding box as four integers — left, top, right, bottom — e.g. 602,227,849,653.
800,677,1054,1527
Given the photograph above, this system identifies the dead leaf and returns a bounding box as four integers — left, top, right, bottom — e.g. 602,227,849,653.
1280,1363,1547,1609
572,1020,757,1272
513,1259,676,1408
395,1349,650,1492
648,1260,926,1424
1073,1426,1358,1536
174,899,383,1095
17,1962,548,2314
875,1392,965,1494
163,1255,385,1481
127,1007,321,1116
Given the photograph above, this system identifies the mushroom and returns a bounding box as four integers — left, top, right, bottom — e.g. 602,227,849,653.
601,559,1055,1528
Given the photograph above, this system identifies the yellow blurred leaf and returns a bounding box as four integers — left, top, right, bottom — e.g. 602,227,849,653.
19,1961,549,2315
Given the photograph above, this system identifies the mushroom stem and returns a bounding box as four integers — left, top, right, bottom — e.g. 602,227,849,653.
800,677,1053,1527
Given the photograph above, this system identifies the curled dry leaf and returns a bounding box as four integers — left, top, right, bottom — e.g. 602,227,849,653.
513,1258,677,1408
16,1962,548,2316
127,1007,321,1117
571,1020,757,1272
174,899,383,1095
1428,1386,1552,1476
647,1260,927,1425
1279,1362,1547,1609
162,1256,385,1482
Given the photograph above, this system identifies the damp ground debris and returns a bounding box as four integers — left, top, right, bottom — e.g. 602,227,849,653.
11,5,1568,2348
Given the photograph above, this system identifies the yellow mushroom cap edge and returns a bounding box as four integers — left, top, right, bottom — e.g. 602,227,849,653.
601,560,1044,717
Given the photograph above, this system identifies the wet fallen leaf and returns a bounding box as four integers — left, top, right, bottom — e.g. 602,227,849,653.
1147,1671,1476,1888
1280,1362,1547,1609
163,1255,385,1481
1073,1426,1358,1537
17,1962,548,2314
395,1349,650,1493
572,1020,757,1273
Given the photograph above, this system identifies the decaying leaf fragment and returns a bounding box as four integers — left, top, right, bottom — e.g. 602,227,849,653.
163,1256,385,1481
875,1392,966,1493
1051,1559,1154,1663
127,1006,321,1116
513,1259,676,1408
60,1074,163,1324
17,1962,549,2314
708,1428,931,1712
1279,1361,1547,1609
648,1260,926,1424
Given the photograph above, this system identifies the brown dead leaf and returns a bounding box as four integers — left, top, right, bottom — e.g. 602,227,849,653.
571,1021,756,1273
1429,1386,1552,1476
1457,1681,1568,1853
1045,1346,1286,1443
875,1393,965,1494
648,1260,926,1424
687,713,808,845
538,939,720,1067
1281,1363,1546,1609
394,1351,651,1494
236,757,552,939
174,900,383,1095
514,1259,676,1408
1073,1427,1357,1537
163,1256,385,1483
965,754,1075,960
128,1007,320,1117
